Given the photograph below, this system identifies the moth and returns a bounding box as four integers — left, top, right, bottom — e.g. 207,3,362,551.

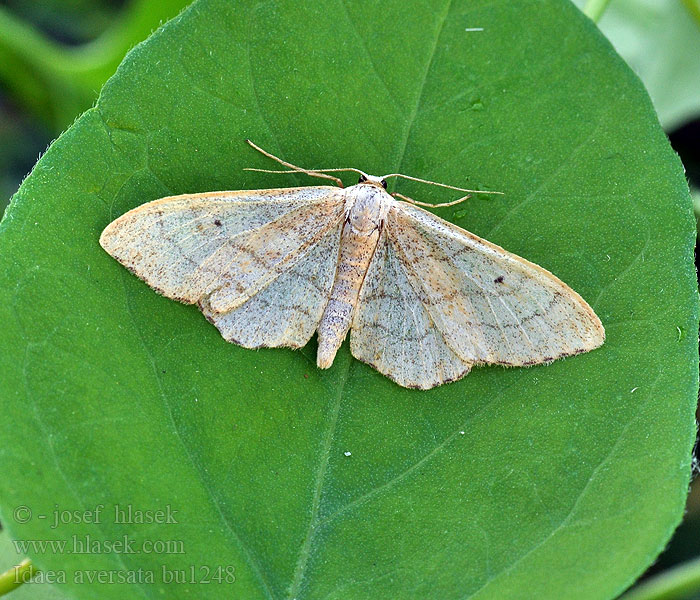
100,140,605,389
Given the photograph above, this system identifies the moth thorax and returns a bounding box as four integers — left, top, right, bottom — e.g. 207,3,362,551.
346,185,387,235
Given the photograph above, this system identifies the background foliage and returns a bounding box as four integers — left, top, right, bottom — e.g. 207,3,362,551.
572,0,700,130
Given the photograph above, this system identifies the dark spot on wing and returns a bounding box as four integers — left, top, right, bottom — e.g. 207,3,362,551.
494,276,504,284
214,219,222,226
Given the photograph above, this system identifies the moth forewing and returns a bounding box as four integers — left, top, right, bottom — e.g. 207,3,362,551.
99,186,346,346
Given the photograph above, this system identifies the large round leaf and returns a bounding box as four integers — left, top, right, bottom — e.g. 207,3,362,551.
0,0,696,598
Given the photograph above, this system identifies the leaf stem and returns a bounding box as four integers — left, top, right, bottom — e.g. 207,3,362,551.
0,559,38,596
680,0,700,29
583,0,613,22
619,557,700,600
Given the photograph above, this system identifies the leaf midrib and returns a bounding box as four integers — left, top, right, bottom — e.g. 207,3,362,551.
286,358,353,600
284,0,455,596
392,0,455,181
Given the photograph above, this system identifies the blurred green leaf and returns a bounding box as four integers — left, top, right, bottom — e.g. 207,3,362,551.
619,556,700,600
0,100,43,205
0,0,192,132
0,0,696,598
692,187,700,234
3,0,122,44
582,0,614,22
573,0,700,130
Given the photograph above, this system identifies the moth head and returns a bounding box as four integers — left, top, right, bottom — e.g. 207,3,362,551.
358,173,388,190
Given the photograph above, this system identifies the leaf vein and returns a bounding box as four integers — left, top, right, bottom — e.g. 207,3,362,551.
460,371,663,599
392,0,454,175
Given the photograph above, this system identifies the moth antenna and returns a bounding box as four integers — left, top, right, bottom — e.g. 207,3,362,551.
393,192,471,208
245,139,368,187
246,139,307,171
382,172,504,195
243,168,344,186
244,167,369,176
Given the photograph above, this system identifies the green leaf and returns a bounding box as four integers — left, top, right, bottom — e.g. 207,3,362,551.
572,0,700,130
0,0,696,598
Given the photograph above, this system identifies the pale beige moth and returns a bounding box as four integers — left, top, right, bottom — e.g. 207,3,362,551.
100,141,605,389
